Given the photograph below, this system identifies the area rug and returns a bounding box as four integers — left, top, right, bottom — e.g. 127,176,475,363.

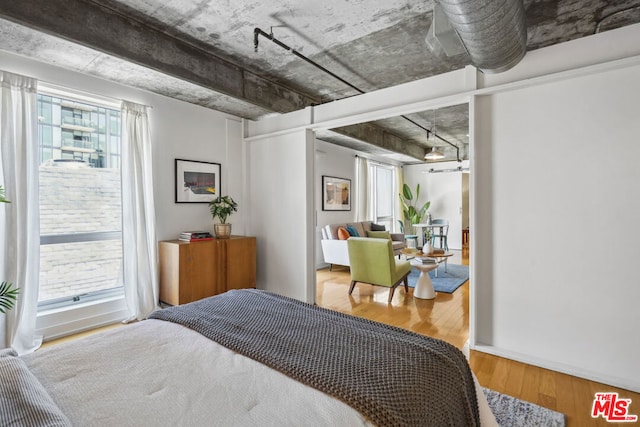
483,388,566,427
407,263,469,293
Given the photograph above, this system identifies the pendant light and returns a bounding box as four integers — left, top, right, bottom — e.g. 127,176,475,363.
424,144,445,160
424,109,445,161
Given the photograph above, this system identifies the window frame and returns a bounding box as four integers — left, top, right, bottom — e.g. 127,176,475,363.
35,84,128,340
370,162,397,231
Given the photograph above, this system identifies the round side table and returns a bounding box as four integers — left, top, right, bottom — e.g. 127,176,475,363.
410,260,439,299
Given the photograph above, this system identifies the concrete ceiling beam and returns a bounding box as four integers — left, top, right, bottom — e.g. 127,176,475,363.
0,0,312,113
0,0,425,160
331,123,426,161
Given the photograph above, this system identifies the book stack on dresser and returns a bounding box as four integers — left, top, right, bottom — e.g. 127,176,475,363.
179,231,213,242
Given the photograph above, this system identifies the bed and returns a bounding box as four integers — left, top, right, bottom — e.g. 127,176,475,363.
1,289,497,426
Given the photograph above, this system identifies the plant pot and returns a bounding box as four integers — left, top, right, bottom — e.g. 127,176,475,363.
213,223,232,239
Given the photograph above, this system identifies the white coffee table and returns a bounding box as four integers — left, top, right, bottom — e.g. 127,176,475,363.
410,260,440,300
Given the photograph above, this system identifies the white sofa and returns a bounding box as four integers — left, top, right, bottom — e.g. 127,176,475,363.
320,221,405,269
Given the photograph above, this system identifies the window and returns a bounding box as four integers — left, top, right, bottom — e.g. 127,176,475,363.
371,163,396,231
37,91,123,309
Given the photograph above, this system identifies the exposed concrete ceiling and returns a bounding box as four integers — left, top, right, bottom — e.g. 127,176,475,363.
1,0,640,163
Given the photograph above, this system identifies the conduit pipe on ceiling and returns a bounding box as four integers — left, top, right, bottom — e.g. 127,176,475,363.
253,27,461,162
402,115,461,162
437,0,527,73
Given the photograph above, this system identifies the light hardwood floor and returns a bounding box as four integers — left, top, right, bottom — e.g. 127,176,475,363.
316,249,640,427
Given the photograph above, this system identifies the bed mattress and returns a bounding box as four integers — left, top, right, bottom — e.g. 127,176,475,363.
2,290,497,426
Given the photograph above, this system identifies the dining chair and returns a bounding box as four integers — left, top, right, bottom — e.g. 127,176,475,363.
430,219,449,251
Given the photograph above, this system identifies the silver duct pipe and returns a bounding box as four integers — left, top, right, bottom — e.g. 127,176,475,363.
437,0,527,73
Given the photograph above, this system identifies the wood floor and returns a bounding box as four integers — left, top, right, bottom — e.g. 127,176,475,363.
316,249,640,427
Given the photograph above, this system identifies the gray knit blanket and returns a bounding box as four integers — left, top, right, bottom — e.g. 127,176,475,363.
149,289,479,426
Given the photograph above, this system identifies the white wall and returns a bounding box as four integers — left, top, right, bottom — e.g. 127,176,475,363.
314,139,357,266
461,174,469,230
403,161,465,249
151,101,243,240
473,62,640,391
245,129,315,303
248,24,640,391
0,51,244,241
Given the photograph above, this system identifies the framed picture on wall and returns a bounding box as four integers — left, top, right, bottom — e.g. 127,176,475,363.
175,159,221,203
322,176,351,211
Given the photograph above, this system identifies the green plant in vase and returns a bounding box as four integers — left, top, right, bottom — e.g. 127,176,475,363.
0,185,19,313
399,183,430,236
207,189,238,239
423,227,433,246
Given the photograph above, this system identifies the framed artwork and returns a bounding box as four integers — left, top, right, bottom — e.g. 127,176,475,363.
322,176,351,211
175,159,221,203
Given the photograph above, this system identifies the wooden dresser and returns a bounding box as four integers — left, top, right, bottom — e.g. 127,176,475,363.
159,236,256,305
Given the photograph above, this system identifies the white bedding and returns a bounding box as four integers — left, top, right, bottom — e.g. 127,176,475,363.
21,319,497,426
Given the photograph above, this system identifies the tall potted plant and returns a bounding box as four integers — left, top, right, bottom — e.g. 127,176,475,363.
209,194,238,239
0,185,19,313
399,183,430,236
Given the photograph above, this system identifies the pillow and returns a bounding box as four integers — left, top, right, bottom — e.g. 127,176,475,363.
337,226,350,240
345,225,360,237
367,230,391,240
370,223,386,231
0,351,72,426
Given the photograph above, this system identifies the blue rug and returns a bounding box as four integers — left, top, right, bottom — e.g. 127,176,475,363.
407,263,469,293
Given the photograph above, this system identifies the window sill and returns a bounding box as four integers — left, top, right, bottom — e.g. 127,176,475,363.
37,294,129,342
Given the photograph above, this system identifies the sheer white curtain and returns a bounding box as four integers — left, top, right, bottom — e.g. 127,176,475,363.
395,165,404,233
121,101,159,321
0,70,41,354
355,156,370,221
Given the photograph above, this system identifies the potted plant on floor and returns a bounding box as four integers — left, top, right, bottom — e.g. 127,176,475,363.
399,183,430,236
0,185,19,313
208,193,238,239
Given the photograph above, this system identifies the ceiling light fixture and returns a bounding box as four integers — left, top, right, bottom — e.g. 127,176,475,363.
424,144,445,160
424,110,446,161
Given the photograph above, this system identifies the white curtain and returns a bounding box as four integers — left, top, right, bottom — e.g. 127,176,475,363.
395,165,404,233
121,101,159,321
355,156,370,221
0,70,41,354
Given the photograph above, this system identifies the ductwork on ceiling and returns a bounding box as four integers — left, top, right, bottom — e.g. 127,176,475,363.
431,0,527,73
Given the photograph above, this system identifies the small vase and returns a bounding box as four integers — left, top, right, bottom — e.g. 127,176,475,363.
213,223,232,239
423,242,433,255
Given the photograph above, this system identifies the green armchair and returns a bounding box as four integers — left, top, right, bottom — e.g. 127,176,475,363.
347,237,412,303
